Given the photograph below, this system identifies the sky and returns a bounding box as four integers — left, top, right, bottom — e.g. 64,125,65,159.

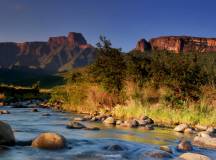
0,0,215,51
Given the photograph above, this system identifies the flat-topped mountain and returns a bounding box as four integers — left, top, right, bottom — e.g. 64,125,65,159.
136,36,216,53
0,32,96,73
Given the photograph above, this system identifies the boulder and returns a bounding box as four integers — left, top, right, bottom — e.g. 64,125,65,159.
103,117,115,124
177,140,193,151
32,132,66,150
178,153,211,160
174,124,188,132
66,121,86,129
193,132,216,149
0,121,15,146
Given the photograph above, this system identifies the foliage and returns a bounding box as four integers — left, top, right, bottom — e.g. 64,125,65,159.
90,36,126,95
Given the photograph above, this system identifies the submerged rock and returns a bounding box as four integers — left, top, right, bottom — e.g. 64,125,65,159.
66,121,86,129
178,153,211,160
174,124,188,132
160,145,173,153
32,132,66,150
0,121,15,146
177,140,193,151
145,150,172,159
42,113,51,116
104,144,125,151
31,108,39,112
84,127,100,131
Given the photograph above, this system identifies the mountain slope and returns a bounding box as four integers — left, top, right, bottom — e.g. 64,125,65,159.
0,32,96,73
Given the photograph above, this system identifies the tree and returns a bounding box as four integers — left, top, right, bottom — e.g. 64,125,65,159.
90,36,126,95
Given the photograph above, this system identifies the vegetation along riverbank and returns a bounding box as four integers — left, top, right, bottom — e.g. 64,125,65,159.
49,37,216,127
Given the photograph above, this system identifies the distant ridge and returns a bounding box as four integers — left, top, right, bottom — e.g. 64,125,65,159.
0,32,96,73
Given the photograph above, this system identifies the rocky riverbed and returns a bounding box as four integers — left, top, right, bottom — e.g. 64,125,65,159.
0,101,215,160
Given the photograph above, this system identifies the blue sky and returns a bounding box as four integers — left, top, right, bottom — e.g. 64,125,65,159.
0,0,215,51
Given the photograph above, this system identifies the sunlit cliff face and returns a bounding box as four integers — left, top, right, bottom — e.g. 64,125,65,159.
136,36,216,53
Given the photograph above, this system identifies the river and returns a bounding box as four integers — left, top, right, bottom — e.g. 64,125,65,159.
0,105,215,160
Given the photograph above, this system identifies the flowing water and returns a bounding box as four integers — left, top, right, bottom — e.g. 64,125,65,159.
0,105,215,160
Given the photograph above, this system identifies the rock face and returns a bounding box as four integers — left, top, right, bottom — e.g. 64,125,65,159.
0,121,15,146
135,36,216,53
32,132,66,150
0,32,96,73
135,39,151,52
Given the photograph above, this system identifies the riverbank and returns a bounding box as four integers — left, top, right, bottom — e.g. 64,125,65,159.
0,102,215,160
48,81,216,128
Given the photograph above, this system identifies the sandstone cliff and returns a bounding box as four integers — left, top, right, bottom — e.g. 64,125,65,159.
136,36,216,53
0,32,96,73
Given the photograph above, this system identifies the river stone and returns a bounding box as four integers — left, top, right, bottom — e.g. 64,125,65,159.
206,127,216,133
144,118,154,125
116,120,122,125
193,133,216,149
140,115,149,120
184,128,195,134
32,132,66,150
66,121,86,129
130,119,139,128
195,124,208,131
0,121,15,146
178,153,211,160
103,117,115,124
145,150,172,159
137,119,148,126
160,145,172,153
177,140,193,151
0,110,10,114
174,124,188,132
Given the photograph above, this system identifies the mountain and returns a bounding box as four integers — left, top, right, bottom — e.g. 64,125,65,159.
135,36,216,53
0,32,96,73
